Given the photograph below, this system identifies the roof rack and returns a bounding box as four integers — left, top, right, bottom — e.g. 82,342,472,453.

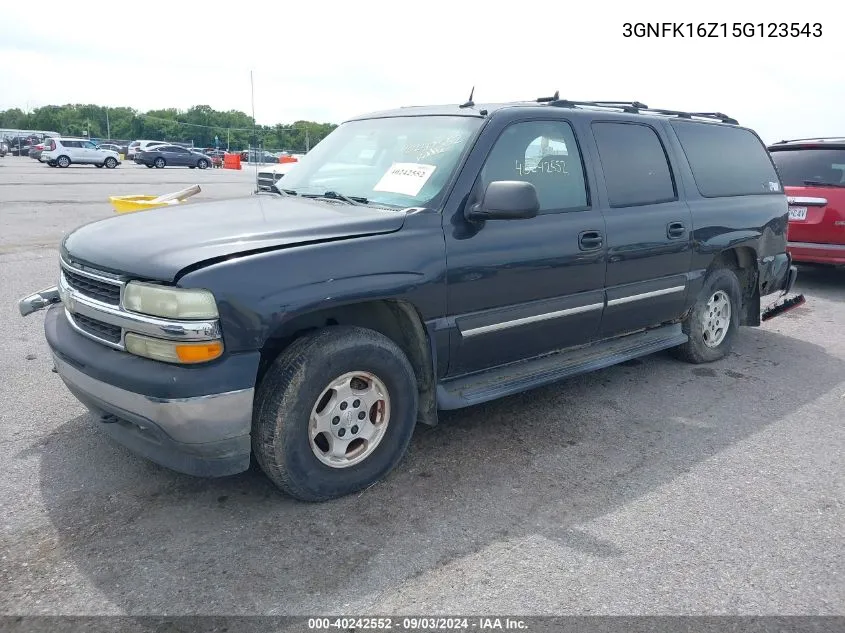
771,136,845,144
545,99,738,124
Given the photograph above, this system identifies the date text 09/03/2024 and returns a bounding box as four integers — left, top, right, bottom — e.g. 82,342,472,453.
623,22,822,38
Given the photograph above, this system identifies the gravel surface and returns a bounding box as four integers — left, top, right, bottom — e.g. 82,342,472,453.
0,157,842,616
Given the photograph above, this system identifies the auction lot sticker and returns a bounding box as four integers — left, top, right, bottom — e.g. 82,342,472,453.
374,163,436,196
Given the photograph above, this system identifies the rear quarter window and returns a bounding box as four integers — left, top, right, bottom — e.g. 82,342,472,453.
670,121,781,197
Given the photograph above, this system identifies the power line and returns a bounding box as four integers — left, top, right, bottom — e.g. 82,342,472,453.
136,112,310,132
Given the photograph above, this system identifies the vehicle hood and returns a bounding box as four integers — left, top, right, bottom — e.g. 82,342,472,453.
61,195,408,282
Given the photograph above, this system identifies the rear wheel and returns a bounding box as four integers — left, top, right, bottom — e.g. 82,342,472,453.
56,155,70,168
252,326,419,501
671,266,742,364
154,157,166,169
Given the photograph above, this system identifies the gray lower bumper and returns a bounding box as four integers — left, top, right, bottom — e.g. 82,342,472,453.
52,353,253,477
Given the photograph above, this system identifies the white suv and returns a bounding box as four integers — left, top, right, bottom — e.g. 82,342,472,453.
43,138,121,169
127,140,168,160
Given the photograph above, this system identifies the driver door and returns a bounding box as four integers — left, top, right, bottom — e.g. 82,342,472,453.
443,118,608,376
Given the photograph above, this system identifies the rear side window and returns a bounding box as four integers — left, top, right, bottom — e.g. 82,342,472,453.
671,121,781,197
769,148,845,187
591,122,676,207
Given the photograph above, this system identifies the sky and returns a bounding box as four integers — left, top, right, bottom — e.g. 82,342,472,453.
0,0,841,144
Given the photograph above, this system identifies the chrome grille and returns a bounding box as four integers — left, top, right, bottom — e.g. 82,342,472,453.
62,268,121,305
71,313,122,344
257,171,282,191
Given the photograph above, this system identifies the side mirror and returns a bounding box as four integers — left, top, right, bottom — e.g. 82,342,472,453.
467,180,540,221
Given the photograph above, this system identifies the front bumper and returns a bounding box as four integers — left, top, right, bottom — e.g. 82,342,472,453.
44,305,258,477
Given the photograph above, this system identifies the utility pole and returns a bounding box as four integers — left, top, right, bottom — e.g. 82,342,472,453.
305,126,310,152
105,108,110,140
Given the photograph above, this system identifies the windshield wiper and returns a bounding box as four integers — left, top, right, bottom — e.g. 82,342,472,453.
802,180,845,188
302,191,368,205
268,184,299,196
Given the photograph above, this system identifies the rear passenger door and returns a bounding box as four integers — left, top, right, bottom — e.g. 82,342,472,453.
587,121,693,338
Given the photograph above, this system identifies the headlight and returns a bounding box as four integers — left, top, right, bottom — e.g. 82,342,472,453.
123,282,218,319
125,333,223,364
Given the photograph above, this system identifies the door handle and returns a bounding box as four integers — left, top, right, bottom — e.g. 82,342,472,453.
579,230,603,251
667,221,686,239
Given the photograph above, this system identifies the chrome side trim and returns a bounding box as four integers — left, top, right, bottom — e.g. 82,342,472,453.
59,273,220,348
52,353,254,444
461,302,604,338
607,285,686,307
787,196,828,207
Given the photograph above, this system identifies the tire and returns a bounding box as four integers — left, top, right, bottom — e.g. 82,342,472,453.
95,164,103,168
145,164,154,169
104,157,117,169
154,157,166,168
252,325,419,502
670,266,742,364
197,159,208,170
56,155,70,168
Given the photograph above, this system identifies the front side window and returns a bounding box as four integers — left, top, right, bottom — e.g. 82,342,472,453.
278,115,484,208
479,120,588,213
592,122,676,207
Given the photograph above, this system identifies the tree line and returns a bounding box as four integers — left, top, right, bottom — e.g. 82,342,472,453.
0,104,338,152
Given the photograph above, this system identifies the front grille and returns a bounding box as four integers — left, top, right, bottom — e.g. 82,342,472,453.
63,269,121,305
257,172,282,191
72,313,122,344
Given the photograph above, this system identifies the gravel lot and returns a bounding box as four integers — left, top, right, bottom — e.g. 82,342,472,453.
0,156,842,617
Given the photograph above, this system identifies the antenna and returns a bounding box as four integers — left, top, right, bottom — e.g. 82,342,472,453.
459,86,475,108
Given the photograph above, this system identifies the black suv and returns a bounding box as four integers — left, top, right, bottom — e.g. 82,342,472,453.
19,96,798,501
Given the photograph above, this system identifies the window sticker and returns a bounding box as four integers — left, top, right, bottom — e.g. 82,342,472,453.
373,163,437,196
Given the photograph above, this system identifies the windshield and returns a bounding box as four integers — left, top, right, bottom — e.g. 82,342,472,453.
770,148,845,186
278,115,484,208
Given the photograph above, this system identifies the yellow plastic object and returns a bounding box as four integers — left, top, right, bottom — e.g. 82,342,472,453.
109,195,182,214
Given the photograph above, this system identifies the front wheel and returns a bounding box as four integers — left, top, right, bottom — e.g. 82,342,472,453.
670,266,742,364
104,157,117,169
252,326,419,501
197,159,208,169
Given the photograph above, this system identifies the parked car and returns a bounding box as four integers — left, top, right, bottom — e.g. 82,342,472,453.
42,137,121,168
135,144,212,169
127,140,168,160
29,141,49,161
97,143,123,154
0,140,8,157
18,98,798,501
768,137,845,265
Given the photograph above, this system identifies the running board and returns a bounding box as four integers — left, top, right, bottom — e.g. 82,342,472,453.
436,324,688,410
